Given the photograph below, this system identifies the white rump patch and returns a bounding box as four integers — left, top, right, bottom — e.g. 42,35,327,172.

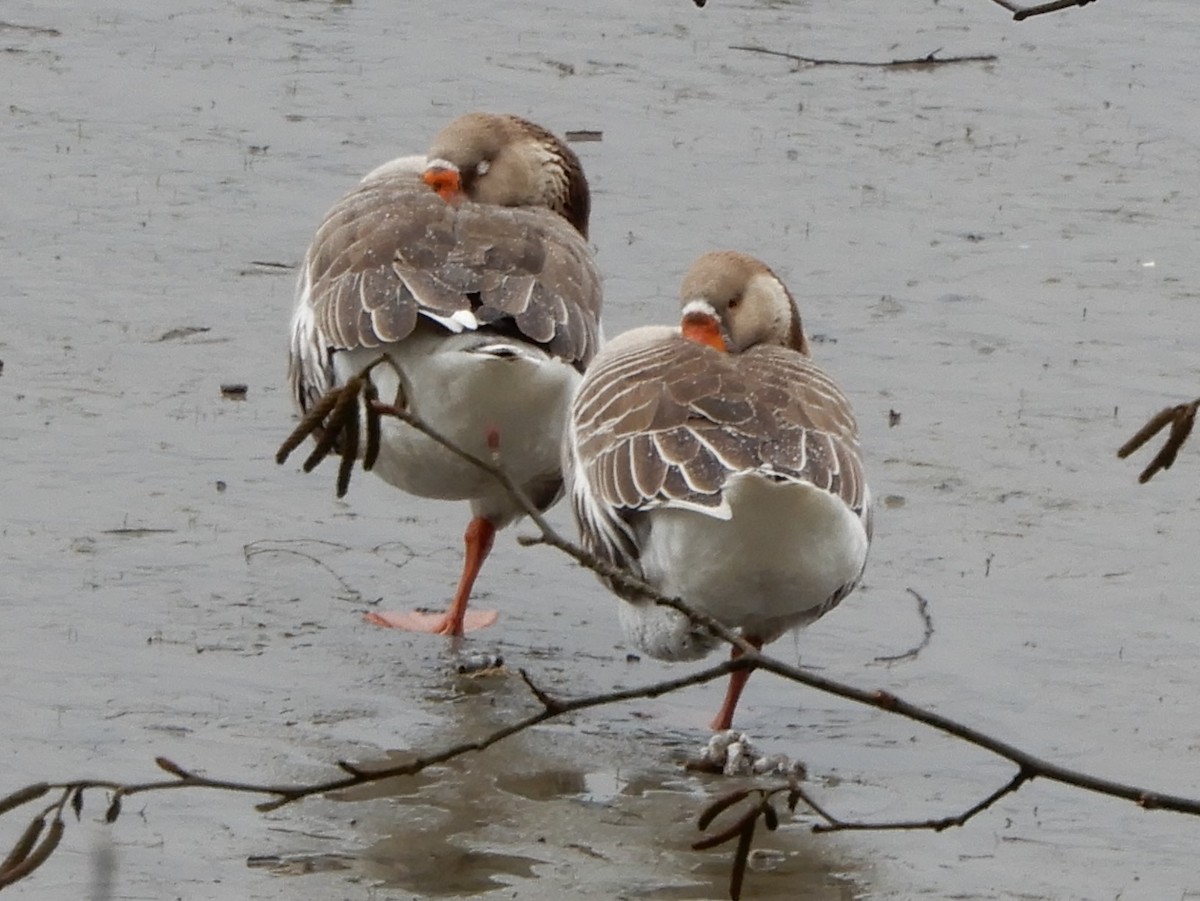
659,494,734,520
419,308,479,333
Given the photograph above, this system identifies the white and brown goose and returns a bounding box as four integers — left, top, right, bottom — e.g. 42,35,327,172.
566,251,870,730
284,112,603,636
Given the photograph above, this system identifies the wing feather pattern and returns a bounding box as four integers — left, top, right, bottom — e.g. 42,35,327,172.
289,170,602,413
569,334,868,573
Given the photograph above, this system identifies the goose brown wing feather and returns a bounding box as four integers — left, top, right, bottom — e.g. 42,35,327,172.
292,172,602,413
573,337,867,521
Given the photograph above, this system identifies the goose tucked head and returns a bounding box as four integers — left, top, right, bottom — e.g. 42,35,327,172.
678,250,809,355
421,112,591,239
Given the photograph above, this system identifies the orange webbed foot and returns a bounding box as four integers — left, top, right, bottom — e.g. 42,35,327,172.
363,609,499,635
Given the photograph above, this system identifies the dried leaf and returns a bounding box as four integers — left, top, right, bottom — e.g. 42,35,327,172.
336,399,360,498
1116,406,1177,459
362,381,381,471
786,787,802,812
0,783,49,816
0,817,63,888
1140,405,1197,482
104,795,122,824
696,788,751,832
301,384,360,473
0,816,44,874
729,817,757,901
276,388,343,464
69,787,83,821
155,757,188,778
693,806,759,852
762,801,779,831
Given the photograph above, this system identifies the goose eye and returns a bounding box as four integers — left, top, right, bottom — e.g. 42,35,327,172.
727,295,742,310
475,160,491,177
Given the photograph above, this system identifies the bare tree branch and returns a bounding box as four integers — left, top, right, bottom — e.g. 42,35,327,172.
697,0,1102,20
988,0,1100,21
729,45,997,69
9,367,1199,895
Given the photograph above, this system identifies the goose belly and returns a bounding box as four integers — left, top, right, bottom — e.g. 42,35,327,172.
334,338,578,506
623,473,868,659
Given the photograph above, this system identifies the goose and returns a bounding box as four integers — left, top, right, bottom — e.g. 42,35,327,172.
284,112,602,636
566,251,870,729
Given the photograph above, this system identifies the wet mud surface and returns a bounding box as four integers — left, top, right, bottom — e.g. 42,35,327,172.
4,1,1200,898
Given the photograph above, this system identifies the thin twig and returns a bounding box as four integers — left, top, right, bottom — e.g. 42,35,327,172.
0,661,748,828
808,768,1032,833
729,45,997,69
873,587,934,664
988,0,1099,21
700,0,1099,21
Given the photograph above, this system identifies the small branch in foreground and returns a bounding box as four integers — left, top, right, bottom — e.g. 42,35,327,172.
697,0,1101,20
729,45,997,69
873,587,934,665
988,0,1099,21
271,369,1200,882
1117,398,1199,483
128,367,1185,901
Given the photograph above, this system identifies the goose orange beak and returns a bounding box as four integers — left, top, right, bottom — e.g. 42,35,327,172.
681,310,727,352
423,166,464,205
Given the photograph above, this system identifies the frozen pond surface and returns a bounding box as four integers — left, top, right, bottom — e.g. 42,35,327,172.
3,1,1200,898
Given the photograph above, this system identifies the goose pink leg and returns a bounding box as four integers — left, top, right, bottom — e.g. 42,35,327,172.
365,516,500,636
710,637,763,731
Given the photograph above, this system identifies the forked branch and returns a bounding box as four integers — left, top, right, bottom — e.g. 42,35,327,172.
987,0,1100,21
1118,398,1199,483
694,0,1102,20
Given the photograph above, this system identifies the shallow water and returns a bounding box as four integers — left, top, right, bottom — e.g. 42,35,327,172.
3,1,1200,898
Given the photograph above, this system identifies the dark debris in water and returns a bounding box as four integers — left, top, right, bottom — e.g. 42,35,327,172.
456,652,506,676
246,852,354,876
156,325,211,342
0,21,62,37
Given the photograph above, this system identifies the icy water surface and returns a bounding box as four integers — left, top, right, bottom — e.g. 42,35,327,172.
3,1,1200,898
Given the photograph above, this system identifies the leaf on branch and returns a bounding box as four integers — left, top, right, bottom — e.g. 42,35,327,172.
697,788,752,832
0,815,45,876
275,388,342,465
277,355,397,498
729,815,757,901
69,787,83,821
0,817,63,889
693,804,760,851
1117,399,1199,483
0,784,50,817
362,380,381,471
155,757,190,779
335,391,359,498
104,795,122,824
762,801,779,831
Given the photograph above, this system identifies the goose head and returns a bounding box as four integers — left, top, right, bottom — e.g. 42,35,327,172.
678,250,809,355
422,112,591,238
